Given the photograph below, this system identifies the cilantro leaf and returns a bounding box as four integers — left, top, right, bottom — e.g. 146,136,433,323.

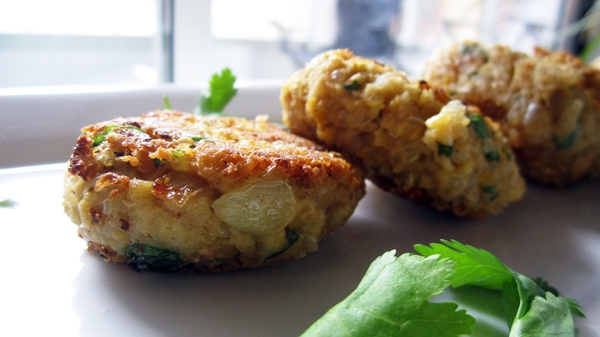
414,239,512,290
509,293,575,337
195,68,237,116
416,240,584,336
301,251,475,337
303,241,583,337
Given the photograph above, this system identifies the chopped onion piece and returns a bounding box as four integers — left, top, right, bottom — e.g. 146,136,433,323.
212,177,297,236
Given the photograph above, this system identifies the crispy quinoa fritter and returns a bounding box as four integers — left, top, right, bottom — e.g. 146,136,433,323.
63,110,365,272
423,41,600,186
281,49,525,218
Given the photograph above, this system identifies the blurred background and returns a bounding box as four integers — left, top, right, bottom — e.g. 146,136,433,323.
1,0,599,89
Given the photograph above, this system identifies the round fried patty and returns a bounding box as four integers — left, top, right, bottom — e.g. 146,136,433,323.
63,110,365,272
281,49,525,218
423,41,600,186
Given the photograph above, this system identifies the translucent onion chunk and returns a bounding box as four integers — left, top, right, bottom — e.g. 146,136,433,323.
212,177,297,236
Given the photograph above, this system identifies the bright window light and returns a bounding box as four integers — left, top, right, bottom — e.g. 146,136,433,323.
211,0,336,44
0,0,157,36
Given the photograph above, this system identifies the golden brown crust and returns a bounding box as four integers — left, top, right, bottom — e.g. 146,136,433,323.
75,111,355,191
68,135,97,181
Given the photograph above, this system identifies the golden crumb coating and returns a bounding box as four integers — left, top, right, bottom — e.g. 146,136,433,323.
63,110,365,272
423,41,600,186
281,49,525,218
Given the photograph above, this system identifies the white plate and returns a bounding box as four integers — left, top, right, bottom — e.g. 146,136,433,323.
0,85,598,336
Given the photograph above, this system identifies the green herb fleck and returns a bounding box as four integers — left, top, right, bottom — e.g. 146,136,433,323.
556,129,578,149
266,228,299,260
503,147,513,161
482,185,499,201
163,95,172,110
343,80,361,91
152,158,162,167
437,142,454,158
468,114,490,139
92,125,145,147
125,243,184,271
0,199,16,208
195,68,237,116
190,135,208,142
459,43,489,62
485,151,500,162
459,44,476,54
171,149,184,158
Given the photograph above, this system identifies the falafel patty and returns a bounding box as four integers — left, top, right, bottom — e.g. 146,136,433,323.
281,49,525,218
423,41,600,186
63,110,365,272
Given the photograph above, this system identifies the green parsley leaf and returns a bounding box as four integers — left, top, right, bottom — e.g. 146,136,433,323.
195,68,238,116
301,251,475,337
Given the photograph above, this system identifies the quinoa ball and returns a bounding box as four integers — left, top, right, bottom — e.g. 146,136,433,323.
281,49,525,218
63,110,365,272
423,41,600,186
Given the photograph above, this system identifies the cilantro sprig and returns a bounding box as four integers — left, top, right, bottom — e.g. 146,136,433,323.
302,240,584,337
194,68,237,116
302,251,474,337
161,68,237,115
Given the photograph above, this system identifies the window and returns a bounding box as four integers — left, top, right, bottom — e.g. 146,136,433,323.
0,0,587,88
0,0,163,88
